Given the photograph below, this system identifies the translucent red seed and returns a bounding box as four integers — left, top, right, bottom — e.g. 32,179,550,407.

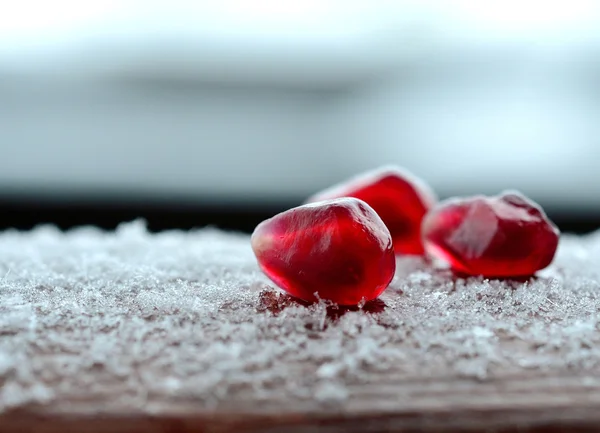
251,198,396,305
306,166,436,255
422,191,560,277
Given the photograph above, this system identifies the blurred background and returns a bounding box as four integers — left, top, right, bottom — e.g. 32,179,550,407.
1,0,599,233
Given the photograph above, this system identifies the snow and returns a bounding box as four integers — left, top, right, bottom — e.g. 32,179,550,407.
1,220,600,413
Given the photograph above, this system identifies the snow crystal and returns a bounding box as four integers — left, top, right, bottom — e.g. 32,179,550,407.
1,220,600,414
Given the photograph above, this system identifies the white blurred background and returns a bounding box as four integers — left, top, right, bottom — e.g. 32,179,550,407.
1,0,599,230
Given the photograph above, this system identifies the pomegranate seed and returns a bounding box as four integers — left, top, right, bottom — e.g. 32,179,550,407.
422,191,560,277
306,166,436,255
251,198,396,305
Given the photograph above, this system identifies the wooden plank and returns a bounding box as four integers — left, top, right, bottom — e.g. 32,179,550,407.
3,377,600,433
1,226,600,432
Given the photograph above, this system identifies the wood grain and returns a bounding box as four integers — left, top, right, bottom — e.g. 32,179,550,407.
3,372,600,432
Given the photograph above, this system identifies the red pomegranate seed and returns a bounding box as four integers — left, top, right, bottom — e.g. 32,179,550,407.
421,191,560,277
251,198,396,305
306,166,436,255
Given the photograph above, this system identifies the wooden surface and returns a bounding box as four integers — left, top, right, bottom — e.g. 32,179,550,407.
3,373,600,432
2,224,600,432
